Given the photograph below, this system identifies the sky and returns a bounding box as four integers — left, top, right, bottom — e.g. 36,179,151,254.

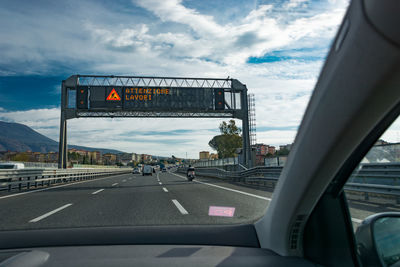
3,0,395,159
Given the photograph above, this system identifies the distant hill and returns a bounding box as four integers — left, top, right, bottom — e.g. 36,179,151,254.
0,121,122,154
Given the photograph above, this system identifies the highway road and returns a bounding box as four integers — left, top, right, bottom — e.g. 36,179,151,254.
0,171,398,231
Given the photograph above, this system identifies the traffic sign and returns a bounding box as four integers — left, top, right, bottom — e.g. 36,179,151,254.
106,88,121,101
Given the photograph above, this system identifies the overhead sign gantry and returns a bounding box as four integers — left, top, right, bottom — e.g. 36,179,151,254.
59,75,252,168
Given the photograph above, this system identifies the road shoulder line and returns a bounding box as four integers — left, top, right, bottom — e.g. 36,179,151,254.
171,172,271,201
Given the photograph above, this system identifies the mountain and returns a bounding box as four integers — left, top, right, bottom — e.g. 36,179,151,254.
0,121,122,154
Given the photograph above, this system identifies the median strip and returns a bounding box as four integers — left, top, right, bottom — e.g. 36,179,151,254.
29,203,72,223
92,189,104,195
172,199,188,215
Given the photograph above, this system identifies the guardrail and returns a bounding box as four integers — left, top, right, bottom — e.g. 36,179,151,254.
178,163,400,203
0,168,132,192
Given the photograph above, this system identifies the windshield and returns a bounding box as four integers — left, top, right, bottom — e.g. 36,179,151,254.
0,0,349,230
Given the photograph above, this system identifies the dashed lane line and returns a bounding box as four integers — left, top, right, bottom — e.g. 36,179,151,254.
112,183,119,186
163,187,168,192
92,189,104,195
172,199,188,215
29,203,73,223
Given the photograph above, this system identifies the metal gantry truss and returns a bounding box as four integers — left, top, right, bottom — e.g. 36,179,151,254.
75,111,234,118
77,75,232,89
248,93,257,146
59,75,252,169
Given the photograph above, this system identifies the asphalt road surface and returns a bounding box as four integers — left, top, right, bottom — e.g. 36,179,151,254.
0,171,398,231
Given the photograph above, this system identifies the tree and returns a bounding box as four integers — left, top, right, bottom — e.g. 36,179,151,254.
209,120,242,158
12,153,30,162
276,148,290,156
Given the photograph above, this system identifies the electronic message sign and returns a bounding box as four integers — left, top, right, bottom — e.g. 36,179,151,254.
77,86,222,111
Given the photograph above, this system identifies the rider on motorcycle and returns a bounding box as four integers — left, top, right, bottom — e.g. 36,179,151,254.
187,165,195,178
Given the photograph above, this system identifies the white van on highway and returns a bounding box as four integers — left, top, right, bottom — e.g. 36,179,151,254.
0,162,25,169
142,165,153,176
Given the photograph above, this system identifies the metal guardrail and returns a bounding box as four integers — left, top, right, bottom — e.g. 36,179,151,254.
178,163,400,203
0,168,131,192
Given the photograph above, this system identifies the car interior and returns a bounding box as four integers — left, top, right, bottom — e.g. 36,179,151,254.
0,0,399,266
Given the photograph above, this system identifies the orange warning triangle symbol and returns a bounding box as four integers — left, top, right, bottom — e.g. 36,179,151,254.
106,88,121,101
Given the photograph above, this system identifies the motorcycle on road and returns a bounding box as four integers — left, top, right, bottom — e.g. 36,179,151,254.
187,168,195,181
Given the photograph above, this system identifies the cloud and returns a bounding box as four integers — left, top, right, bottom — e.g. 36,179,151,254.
284,0,309,9
0,0,351,157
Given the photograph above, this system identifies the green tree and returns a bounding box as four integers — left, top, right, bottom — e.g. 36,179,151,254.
12,153,30,162
209,120,242,158
276,148,290,156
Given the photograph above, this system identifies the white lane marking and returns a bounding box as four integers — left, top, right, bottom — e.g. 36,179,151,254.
122,179,127,182
351,218,362,224
172,199,188,215
29,204,73,223
92,189,104,195
159,182,162,185
112,183,118,186
157,172,160,181
387,206,400,211
0,174,128,200
171,172,271,201
163,187,168,192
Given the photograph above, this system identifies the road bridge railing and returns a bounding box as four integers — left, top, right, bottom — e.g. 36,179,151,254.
0,168,131,192
178,163,400,203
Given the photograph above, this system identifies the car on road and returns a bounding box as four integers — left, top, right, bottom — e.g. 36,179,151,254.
142,165,153,176
132,167,141,174
162,167,167,172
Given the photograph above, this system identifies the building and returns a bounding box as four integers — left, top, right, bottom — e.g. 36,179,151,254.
253,143,268,165
117,153,134,165
141,154,152,163
132,153,142,162
103,153,117,165
209,153,218,160
87,151,101,164
254,144,268,156
199,151,210,160
46,152,58,162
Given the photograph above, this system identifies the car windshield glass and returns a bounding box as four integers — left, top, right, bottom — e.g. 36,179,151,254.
0,0,348,231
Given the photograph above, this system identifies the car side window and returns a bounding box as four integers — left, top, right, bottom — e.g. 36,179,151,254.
345,117,400,231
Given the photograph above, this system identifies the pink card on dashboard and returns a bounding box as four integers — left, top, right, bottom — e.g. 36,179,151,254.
208,206,235,217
